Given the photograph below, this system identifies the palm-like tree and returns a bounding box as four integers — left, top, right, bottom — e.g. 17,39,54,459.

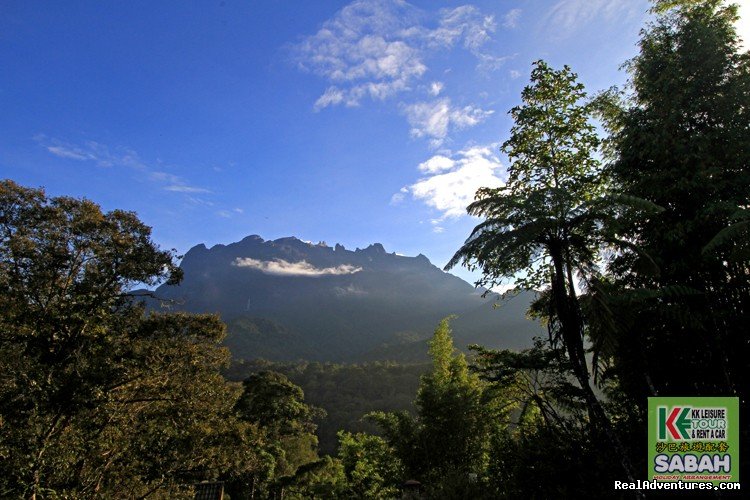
446,60,641,484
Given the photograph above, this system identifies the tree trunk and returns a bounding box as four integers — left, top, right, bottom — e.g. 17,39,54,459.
549,246,640,489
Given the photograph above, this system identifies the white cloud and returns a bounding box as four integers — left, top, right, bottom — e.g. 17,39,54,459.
509,69,522,79
403,98,493,147
428,81,444,96
295,0,427,109
418,154,454,173
294,0,505,109
543,0,639,38
406,144,505,218
314,87,347,110
46,145,94,161
503,8,522,29
233,257,362,277
390,186,408,204
429,5,496,50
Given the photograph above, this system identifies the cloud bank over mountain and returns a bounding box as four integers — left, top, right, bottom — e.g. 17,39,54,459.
233,257,362,277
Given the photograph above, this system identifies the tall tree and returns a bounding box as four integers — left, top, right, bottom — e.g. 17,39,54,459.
370,318,501,496
232,370,325,498
446,61,639,483
602,0,750,475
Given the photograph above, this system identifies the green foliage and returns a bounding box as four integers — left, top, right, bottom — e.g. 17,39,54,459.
600,0,750,408
447,61,641,482
472,340,587,430
280,456,347,499
485,424,622,499
368,318,505,496
236,371,324,438
447,60,606,292
0,180,259,498
337,431,403,499
4,2,750,494
702,208,750,260
225,370,325,498
226,359,427,455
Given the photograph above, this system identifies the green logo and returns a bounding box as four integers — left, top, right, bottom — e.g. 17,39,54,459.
658,406,691,440
648,397,739,483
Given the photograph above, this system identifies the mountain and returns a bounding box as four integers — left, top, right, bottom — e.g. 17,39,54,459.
147,235,541,361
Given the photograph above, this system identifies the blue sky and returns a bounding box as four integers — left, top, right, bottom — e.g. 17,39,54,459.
2,1,748,284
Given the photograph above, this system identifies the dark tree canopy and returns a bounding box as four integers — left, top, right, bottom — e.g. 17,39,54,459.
0,180,248,498
595,0,750,481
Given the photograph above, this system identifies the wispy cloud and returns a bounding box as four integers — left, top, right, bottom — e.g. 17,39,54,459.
233,257,362,277
216,208,244,218
503,8,522,29
40,138,138,168
36,135,211,196
431,222,446,234
403,144,505,219
543,0,639,38
164,185,212,194
294,0,506,111
403,98,493,148
428,5,496,51
334,284,368,296
46,145,95,161
390,186,409,205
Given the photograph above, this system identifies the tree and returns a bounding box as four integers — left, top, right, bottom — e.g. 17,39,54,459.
601,0,750,477
472,339,631,498
337,431,403,499
232,371,325,499
446,61,639,483
0,180,252,498
369,318,501,496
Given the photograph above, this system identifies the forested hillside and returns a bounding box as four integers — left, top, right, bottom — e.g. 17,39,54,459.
226,360,430,454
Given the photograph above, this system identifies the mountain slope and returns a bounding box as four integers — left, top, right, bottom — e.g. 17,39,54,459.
149,235,541,361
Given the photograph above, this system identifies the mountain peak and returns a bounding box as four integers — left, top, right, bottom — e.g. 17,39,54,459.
152,231,541,362
183,243,208,257
241,234,264,243
357,243,386,254
416,253,431,264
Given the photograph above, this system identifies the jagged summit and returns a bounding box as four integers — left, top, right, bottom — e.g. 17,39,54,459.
154,233,539,362
185,235,432,265
357,243,386,254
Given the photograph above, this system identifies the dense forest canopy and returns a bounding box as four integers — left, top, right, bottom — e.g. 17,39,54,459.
1,0,749,498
